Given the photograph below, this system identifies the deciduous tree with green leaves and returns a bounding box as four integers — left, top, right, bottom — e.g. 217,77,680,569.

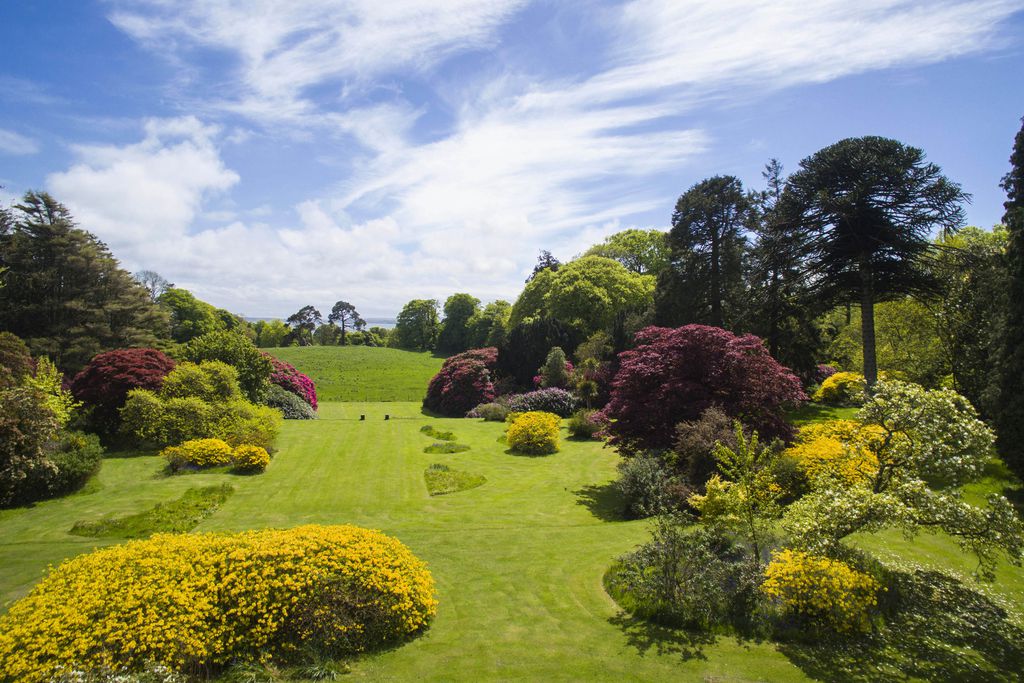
392,299,440,351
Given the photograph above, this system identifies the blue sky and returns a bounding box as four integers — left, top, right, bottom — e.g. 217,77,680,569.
2,1,1023,318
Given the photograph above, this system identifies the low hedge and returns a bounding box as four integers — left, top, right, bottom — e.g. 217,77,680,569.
504,388,577,417
0,525,437,682
161,439,271,473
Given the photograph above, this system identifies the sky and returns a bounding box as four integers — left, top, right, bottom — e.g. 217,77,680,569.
1,1,1023,319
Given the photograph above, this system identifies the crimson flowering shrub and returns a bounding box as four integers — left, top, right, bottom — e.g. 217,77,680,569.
504,388,578,417
423,348,498,417
604,325,806,453
816,364,838,383
70,349,176,432
265,355,318,410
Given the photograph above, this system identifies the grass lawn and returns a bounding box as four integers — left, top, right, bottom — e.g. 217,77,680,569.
1,402,1021,681
265,346,445,401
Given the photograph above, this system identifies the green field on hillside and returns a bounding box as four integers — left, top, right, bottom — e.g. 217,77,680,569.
266,346,446,401
2,402,1021,681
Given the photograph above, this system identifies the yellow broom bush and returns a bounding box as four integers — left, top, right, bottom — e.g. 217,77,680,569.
506,410,560,455
761,549,880,633
232,444,270,472
160,437,234,470
812,371,866,406
0,525,437,682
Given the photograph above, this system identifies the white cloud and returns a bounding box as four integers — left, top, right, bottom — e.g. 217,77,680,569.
59,0,1023,317
0,129,39,155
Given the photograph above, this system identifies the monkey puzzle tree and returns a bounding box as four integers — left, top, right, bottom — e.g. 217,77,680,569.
779,137,968,386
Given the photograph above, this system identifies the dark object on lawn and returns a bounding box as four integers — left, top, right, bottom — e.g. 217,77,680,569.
360,414,365,421
385,414,390,421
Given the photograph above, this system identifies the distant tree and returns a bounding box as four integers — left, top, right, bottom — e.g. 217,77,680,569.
253,319,290,348
437,293,481,354
779,136,968,386
656,176,752,328
466,300,512,349
511,256,654,338
997,117,1024,477
584,228,670,275
327,301,364,345
0,191,169,371
392,299,440,351
286,306,322,347
526,250,561,282
134,270,173,302
158,288,225,343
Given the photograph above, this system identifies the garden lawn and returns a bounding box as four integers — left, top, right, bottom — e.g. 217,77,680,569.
265,346,445,401
1,403,1021,681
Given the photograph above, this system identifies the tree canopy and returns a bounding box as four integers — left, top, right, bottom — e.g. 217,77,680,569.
779,136,968,385
584,228,670,275
437,293,481,354
998,117,1024,477
0,191,168,371
392,299,440,351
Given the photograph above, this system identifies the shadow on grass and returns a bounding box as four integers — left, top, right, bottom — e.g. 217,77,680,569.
503,448,554,458
779,569,1024,682
608,611,714,661
574,481,626,522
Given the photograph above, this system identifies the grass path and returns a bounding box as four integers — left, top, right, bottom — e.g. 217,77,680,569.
2,402,1022,680
265,347,445,401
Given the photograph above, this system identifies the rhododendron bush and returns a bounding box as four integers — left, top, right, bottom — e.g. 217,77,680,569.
423,347,497,417
604,325,806,453
265,354,318,410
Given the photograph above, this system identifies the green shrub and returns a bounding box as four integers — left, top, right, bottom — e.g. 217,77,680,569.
44,431,104,497
0,386,60,507
180,331,273,402
608,518,763,632
506,411,560,455
812,371,866,406
161,438,234,471
70,484,233,538
567,409,606,439
264,384,316,420
671,406,742,486
160,361,239,402
615,454,673,519
467,402,508,421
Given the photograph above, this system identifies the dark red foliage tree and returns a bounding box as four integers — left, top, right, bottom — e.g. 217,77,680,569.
423,347,498,417
604,325,806,453
264,354,318,410
71,348,175,431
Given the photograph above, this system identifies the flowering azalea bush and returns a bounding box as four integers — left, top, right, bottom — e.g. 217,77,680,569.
761,549,880,633
567,408,608,439
0,525,437,682
265,354,318,410
71,348,176,432
506,411,561,455
604,325,806,453
504,387,577,417
423,348,498,417
815,364,838,383
811,371,866,406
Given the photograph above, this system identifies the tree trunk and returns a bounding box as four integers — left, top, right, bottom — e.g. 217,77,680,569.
860,256,878,387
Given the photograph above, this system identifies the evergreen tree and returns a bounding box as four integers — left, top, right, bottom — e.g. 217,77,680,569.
327,301,364,345
0,191,168,371
779,137,967,386
656,176,751,328
285,306,322,346
997,117,1024,476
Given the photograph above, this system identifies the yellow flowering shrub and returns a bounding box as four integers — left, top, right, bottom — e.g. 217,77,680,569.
506,410,560,455
784,420,882,485
0,525,437,682
812,371,866,406
232,444,270,472
160,437,234,470
761,549,880,632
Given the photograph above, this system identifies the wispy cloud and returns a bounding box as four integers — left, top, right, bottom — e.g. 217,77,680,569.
0,129,39,156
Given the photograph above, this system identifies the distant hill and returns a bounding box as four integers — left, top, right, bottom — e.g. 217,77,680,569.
266,346,444,401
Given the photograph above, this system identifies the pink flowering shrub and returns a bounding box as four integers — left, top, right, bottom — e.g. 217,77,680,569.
604,325,806,454
423,348,498,417
264,354,318,410
816,364,838,383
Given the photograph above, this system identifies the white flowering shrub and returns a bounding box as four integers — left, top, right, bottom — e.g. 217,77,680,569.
783,381,1023,579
